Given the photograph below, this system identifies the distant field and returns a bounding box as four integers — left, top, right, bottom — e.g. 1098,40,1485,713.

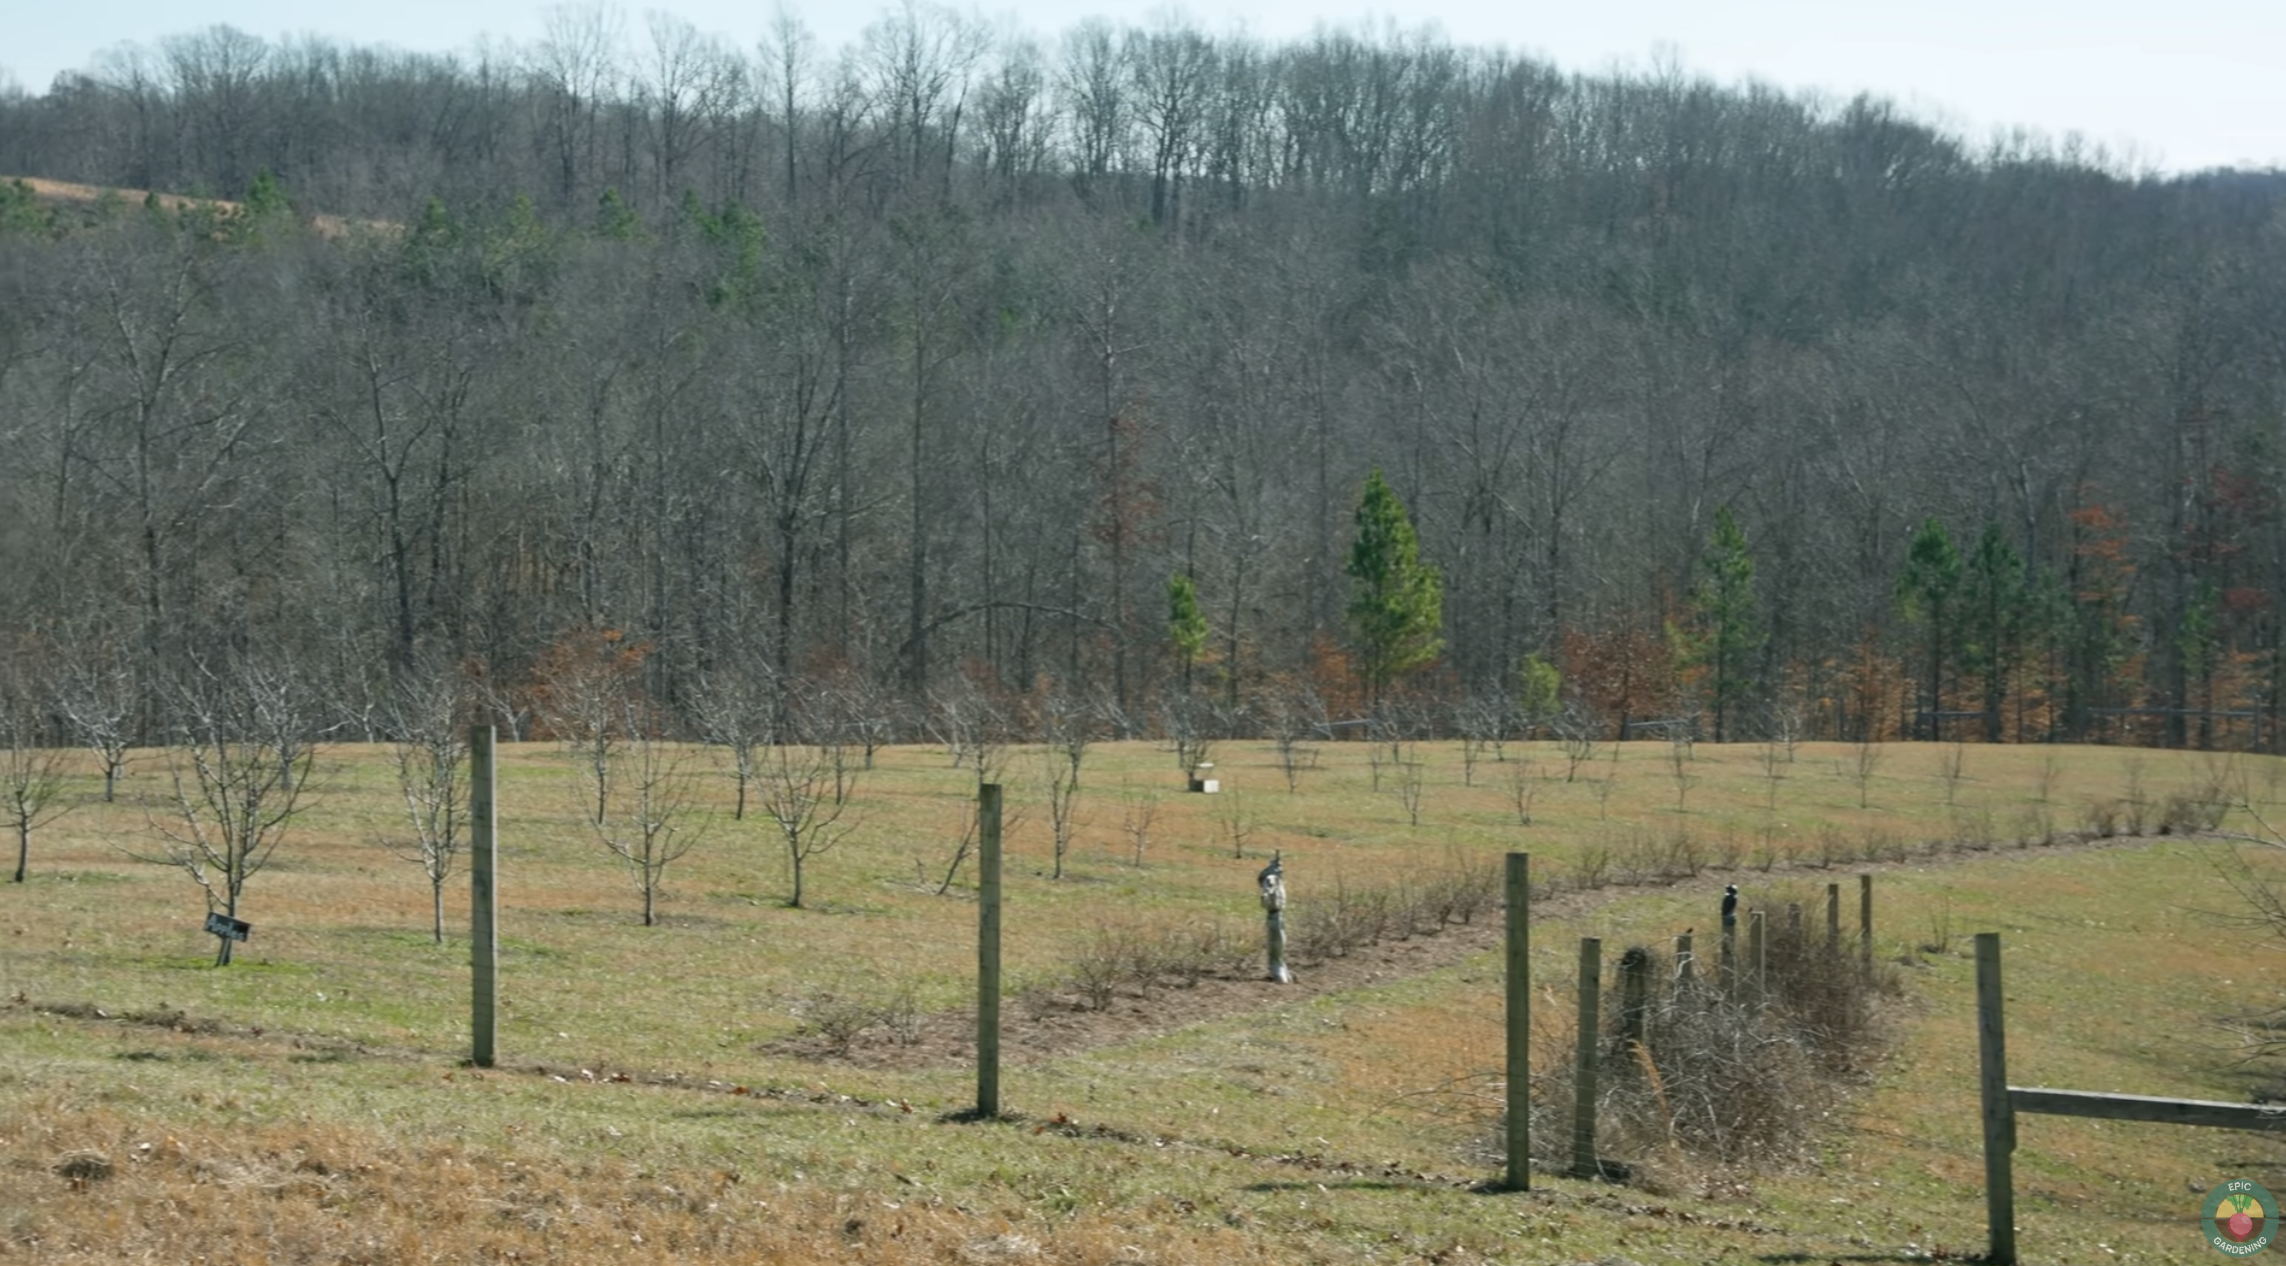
6,173,375,236
3,737,2282,1262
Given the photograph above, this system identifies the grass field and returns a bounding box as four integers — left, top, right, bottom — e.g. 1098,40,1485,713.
3,734,2283,1263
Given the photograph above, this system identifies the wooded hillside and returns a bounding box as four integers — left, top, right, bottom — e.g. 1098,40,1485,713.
0,11,2282,747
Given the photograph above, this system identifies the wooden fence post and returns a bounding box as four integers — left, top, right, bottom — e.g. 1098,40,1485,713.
1860,873,1875,976
1618,947,1650,1053
1505,853,1531,1190
1977,932,2016,1265
977,784,1003,1118
1747,908,1766,1007
1826,883,1840,955
470,725,497,1070
1674,930,1694,998
1573,937,1601,1179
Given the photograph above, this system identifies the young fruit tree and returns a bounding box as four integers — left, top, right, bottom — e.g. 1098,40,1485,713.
54,652,135,803
756,738,861,909
134,659,319,965
2,684,73,883
593,730,709,926
383,668,469,943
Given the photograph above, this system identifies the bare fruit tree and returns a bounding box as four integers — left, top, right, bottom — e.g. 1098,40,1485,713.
383,665,469,943
596,731,709,926
1043,748,1080,880
55,652,136,803
757,739,862,909
135,657,319,965
1120,784,1160,867
692,656,777,820
3,681,73,883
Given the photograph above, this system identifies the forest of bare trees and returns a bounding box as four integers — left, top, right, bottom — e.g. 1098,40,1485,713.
0,7,2282,751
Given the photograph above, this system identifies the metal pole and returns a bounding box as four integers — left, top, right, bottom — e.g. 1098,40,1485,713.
977,784,1003,1118
1504,853,1531,1190
470,725,497,1069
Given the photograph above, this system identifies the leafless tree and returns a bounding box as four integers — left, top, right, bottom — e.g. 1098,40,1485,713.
54,651,135,803
1556,707,1599,783
1263,681,1323,793
2,681,73,884
756,740,862,909
691,656,777,821
1119,784,1160,867
382,663,468,943
1222,788,1253,859
131,656,318,965
1042,748,1080,880
595,732,709,926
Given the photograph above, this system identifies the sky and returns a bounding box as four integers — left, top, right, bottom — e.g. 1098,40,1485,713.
4,0,2280,175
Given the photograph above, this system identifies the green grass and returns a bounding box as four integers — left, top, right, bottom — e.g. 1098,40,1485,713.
1,736,2282,1262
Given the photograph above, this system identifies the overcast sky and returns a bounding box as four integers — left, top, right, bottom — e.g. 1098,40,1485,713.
5,0,2279,174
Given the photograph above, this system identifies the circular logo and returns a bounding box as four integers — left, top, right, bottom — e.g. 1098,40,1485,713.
2204,1179,2278,1256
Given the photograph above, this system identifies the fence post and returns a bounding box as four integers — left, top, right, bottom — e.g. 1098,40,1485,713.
1860,873,1875,977
1976,932,2016,1265
1618,946,1650,1053
977,784,1003,1118
1747,908,1766,1007
1674,930,1695,997
1504,852,1531,1190
470,725,497,1070
1826,883,1840,955
1573,937,1601,1179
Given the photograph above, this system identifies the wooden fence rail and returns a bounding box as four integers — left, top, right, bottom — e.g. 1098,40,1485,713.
1976,931,2286,1264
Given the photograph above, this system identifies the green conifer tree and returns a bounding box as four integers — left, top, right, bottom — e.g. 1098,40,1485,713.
1671,506,1763,742
1345,470,1443,707
1168,572,1209,691
1898,516,1964,739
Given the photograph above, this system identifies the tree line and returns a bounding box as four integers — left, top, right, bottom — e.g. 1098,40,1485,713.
0,6,2284,753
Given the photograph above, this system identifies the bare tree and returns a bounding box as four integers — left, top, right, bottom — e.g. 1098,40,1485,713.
382,665,468,944
1453,689,1505,786
1504,758,1538,826
756,740,862,909
1853,734,1884,810
1041,686,1094,789
132,657,318,965
533,628,648,826
1162,686,1216,777
1556,706,1599,783
692,656,777,821
54,652,135,803
1042,748,1080,879
1263,681,1323,792
1222,788,1253,859
2,683,73,884
1394,745,1426,826
595,732,709,926
1119,784,1160,867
